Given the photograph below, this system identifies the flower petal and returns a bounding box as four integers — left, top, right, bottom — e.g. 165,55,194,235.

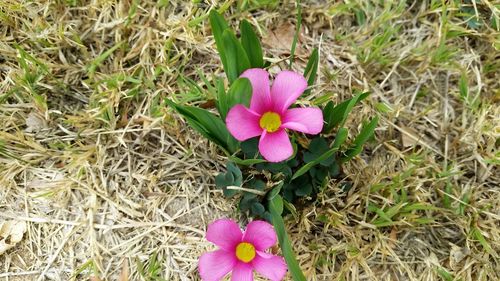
199,250,236,281
241,68,272,114
230,262,254,281
258,130,293,163
206,219,243,251
252,251,287,281
226,105,263,141
242,220,277,251
270,70,308,113
282,107,324,135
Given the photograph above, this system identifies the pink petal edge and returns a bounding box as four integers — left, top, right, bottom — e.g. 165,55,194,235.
230,262,254,281
270,70,308,113
206,219,243,251
199,249,237,281
258,130,293,163
226,105,263,141
252,251,288,281
242,220,277,251
241,68,272,114
282,107,324,135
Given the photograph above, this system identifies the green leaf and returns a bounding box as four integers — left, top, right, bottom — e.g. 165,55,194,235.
294,184,312,197
337,91,370,127
328,161,340,177
354,9,366,25
269,195,306,281
282,199,299,219
309,166,328,184
267,182,284,200
226,77,252,112
292,128,348,180
375,102,393,113
209,10,230,80
229,156,266,166
240,195,257,211
303,137,334,166
257,161,293,178
215,162,243,197
165,99,238,154
216,77,252,120
215,77,227,116
196,69,217,98
222,29,251,84
251,202,266,216
323,91,369,133
240,20,264,68
241,138,259,157
227,161,241,175
303,48,319,96
270,195,283,215
215,173,238,197
342,116,378,162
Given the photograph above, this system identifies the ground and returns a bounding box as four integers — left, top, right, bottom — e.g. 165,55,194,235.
0,0,499,280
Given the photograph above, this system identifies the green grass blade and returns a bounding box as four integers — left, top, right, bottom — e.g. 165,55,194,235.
88,41,124,75
291,127,348,180
289,0,302,68
269,195,306,281
303,48,319,96
436,267,454,281
323,92,369,133
342,116,378,162
471,227,493,254
368,204,393,223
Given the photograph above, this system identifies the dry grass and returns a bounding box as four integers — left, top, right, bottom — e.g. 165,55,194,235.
0,0,499,280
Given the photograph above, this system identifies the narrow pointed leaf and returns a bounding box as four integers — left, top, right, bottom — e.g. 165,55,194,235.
165,99,238,154
209,10,230,78
215,77,227,119
342,116,378,162
269,195,306,281
222,29,251,83
292,127,348,180
323,91,369,133
303,48,319,96
240,19,264,68
228,156,266,166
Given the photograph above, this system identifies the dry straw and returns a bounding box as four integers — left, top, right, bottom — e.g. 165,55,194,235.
0,0,498,280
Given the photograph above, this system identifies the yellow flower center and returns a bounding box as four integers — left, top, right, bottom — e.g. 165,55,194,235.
235,242,256,263
259,112,281,133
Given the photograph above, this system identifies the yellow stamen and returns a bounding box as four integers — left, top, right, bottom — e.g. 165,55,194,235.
259,112,281,133
235,242,256,263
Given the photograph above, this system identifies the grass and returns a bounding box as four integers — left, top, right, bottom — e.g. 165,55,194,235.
0,0,499,280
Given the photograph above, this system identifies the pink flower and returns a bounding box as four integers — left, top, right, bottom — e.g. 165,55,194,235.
226,68,323,162
199,219,287,281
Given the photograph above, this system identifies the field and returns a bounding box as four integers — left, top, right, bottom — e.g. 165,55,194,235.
0,0,499,280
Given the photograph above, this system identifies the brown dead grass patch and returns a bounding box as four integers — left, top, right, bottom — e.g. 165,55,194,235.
1,1,499,280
